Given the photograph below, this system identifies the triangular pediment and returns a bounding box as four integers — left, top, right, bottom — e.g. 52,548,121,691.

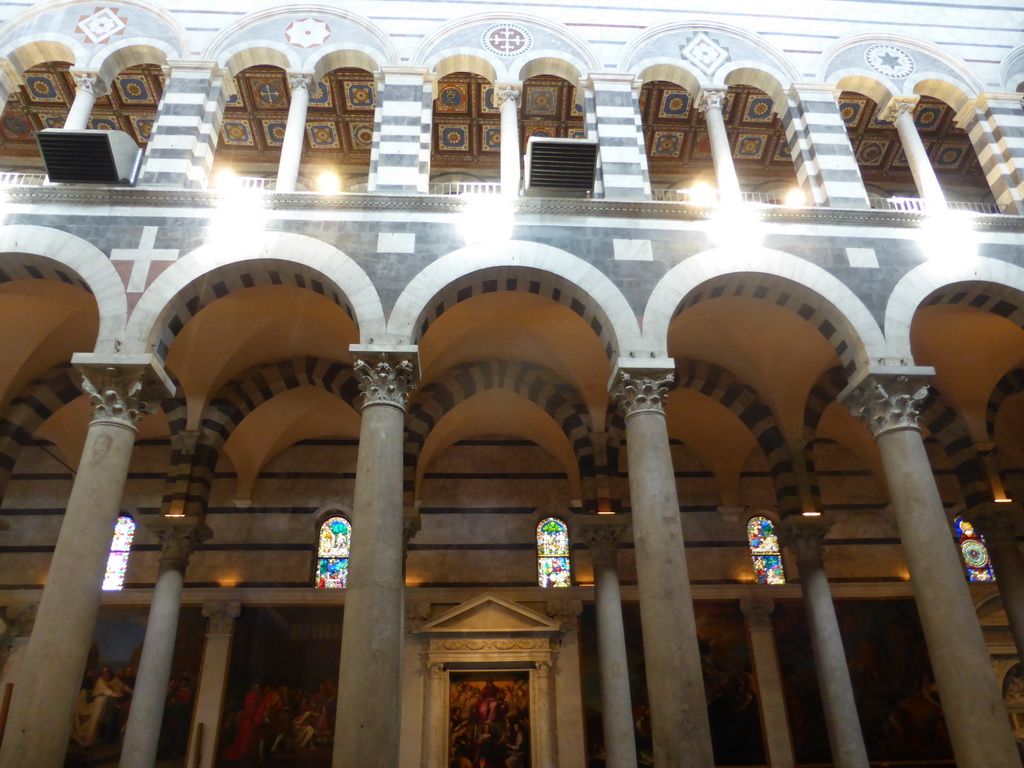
420,592,561,634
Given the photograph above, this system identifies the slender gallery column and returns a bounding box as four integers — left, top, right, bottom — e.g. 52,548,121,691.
971,503,1024,657
779,519,869,768
581,518,637,768
611,365,714,768
497,86,522,197
842,372,1021,768
882,97,946,207
739,598,795,768
334,348,418,768
698,89,742,201
0,358,170,768
66,72,108,130
185,602,241,768
120,518,210,768
276,74,313,192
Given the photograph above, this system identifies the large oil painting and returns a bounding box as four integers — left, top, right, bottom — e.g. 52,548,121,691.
216,607,342,767
65,605,205,768
579,601,765,767
448,672,530,768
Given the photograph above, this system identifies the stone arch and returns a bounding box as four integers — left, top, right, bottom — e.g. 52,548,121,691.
1001,45,1024,92
986,368,1024,442
643,247,887,376
405,360,591,506
920,387,992,510
412,12,599,84
676,359,815,516
205,5,397,77
124,232,385,365
621,20,800,99
0,37,83,74
164,357,358,518
88,41,175,84
511,56,584,87
308,47,384,81
822,34,984,112
635,62,702,98
0,364,81,501
387,240,645,360
0,224,128,353
431,53,499,84
884,257,1024,362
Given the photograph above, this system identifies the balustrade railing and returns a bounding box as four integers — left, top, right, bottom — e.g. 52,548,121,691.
428,181,502,196
868,196,1001,214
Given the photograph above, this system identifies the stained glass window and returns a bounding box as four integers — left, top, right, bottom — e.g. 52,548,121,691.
316,516,351,589
101,515,135,591
747,516,785,585
537,517,571,588
954,515,995,582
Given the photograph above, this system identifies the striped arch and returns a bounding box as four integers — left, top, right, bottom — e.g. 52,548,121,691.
163,357,358,517
388,240,645,359
404,361,592,506
920,389,992,510
885,257,1024,361
0,365,81,499
644,248,886,376
0,225,129,353
802,366,849,438
124,233,385,364
676,360,817,517
986,368,1024,442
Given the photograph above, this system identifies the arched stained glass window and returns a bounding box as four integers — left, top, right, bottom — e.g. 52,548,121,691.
747,516,785,585
955,515,995,582
316,516,351,589
101,515,135,591
537,517,571,588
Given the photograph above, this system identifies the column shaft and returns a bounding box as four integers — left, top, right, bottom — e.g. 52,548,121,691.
185,603,240,768
699,91,742,201
888,100,946,206
989,537,1024,656
593,556,638,768
276,75,311,193
534,662,558,768
65,73,105,131
740,599,795,768
498,87,521,196
420,663,445,767
0,420,138,767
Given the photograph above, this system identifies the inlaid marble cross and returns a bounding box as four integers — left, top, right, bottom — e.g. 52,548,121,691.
110,226,179,292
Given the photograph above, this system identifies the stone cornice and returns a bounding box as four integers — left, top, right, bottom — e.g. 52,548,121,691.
9,186,1024,233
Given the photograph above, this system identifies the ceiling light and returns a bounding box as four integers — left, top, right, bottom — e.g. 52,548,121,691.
785,188,806,207
317,172,341,194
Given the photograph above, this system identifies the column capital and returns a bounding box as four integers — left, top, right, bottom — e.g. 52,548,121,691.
427,661,446,678
406,602,432,633
202,601,240,634
611,363,675,417
496,85,522,105
350,345,420,412
170,428,202,455
879,95,919,122
546,599,583,630
535,659,553,676
287,72,314,94
839,370,933,437
967,502,1024,544
403,509,422,545
580,515,629,565
144,515,212,570
778,516,833,564
73,354,174,429
739,596,775,630
698,88,729,112
70,70,108,98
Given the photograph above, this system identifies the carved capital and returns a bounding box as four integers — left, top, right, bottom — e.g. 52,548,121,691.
0,603,37,639
170,429,201,456
880,96,919,123
698,89,728,113
612,370,673,417
202,601,240,635
969,502,1024,545
778,517,832,563
353,355,417,412
546,600,583,630
428,661,446,679
72,71,107,98
496,85,521,106
80,366,158,428
403,510,422,545
405,601,432,633
739,597,775,631
288,74,314,95
580,517,628,566
841,374,929,437
146,516,211,570
535,659,553,676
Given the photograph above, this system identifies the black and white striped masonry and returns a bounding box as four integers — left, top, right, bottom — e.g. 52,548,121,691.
959,94,1024,215
589,74,651,200
368,68,433,194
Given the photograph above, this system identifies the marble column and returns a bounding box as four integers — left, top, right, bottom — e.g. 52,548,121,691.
66,72,108,131
739,597,795,768
334,347,418,768
497,86,522,197
534,660,558,768
971,502,1024,658
842,372,1021,768
882,97,946,208
185,602,240,768
0,358,170,768
276,73,313,192
120,518,210,768
611,365,714,768
698,89,742,202
779,518,869,768
420,661,445,767
581,517,637,768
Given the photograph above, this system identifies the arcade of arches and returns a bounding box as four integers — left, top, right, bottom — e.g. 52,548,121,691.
4,2,1024,768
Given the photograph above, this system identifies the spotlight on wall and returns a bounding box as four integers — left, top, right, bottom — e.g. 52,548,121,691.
916,208,977,262
213,168,240,191
317,172,342,194
784,188,807,207
685,182,718,206
707,200,764,250
458,194,514,244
